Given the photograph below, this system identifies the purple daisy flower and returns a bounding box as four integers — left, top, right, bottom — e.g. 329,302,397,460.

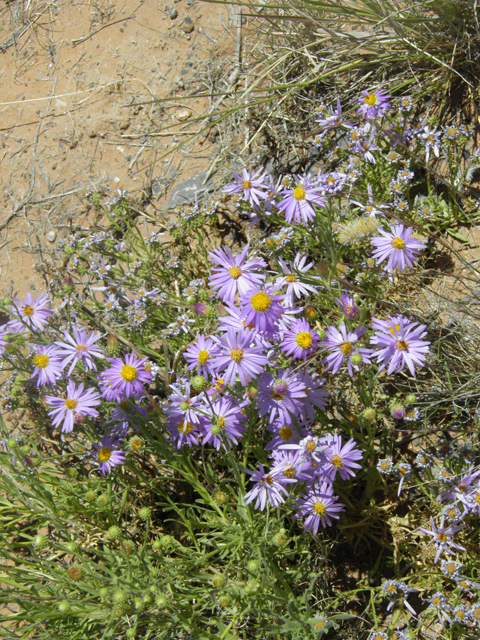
55,326,105,375
371,222,425,271
316,98,352,132
321,322,372,376
222,167,269,208
167,414,203,448
266,421,307,451
100,352,153,400
295,369,329,420
45,381,101,433
208,244,266,304
371,315,430,376
278,174,326,225
418,515,466,564
295,484,345,533
165,381,204,425
271,449,312,483
335,291,360,319
239,285,284,334
8,291,54,333
92,433,126,476
212,328,269,386
275,253,320,305
30,345,64,387
201,396,247,450
322,433,363,482
257,369,307,425
183,334,219,378
244,462,294,511
357,88,391,119
280,318,319,361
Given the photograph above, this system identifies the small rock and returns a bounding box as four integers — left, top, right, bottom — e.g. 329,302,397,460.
169,6,178,18
46,230,56,243
176,107,192,121
186,0,194,5
182,20,194,33
151,182,162,196
166,170,215,209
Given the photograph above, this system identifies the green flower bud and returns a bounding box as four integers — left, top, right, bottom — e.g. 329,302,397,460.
96,494,110,509
99,587,109,600
245,578,257,595
11,387,22,398
107,526,121,541
159,534,174,548
142,593,153,605
129,436,143,451
405,394,417,405
76,263,88,276
212,575,226,588
191,375,207,390
218,594,230,607
273,531,289,546
63,245,75,256
138,507,151,520
214,491,227,504
66,541,79,554
362,407,376,421
125,629,136,640
155,595,168,609
179,402,189,411
186,296,196,304
210,424,221,436
134,597,143,611
149,585,157,593
113,589,126,604
19,445,30,456
57,600,71,614
104,239,116,250
350,353,363,366
7,438,17,449
246,559,260,573
65,467,78,480
84,490,96,502
67,565,83,581
152,538,163,551
33,534,48,550
123,540,135,555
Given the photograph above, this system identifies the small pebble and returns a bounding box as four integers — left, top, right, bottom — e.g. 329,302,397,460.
169,6,178,19
176,107,192,121
46,231,56,243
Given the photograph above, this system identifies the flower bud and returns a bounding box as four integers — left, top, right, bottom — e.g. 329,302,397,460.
405,394,417,405
57,600,71,614
65,467,78,480
129,436,143,451
391,403,405,420
191,375,207,391
214,491,227,504
138,507,151,520
179,402,189,411
66,541,79,554
218,594,230,607
107,525,121,541
273,531,289,546
210,424,221,436
212,575,226,588
134,598,143,611
6,438,17,449
113,589,126,604
304,305,317,320
350,353,363,366
155,595,168,609
84,490,96,502
67,565,83,581
96,494,110,509
245,386,257,399
99,587,109,600
33,534,48,550
63,276,75,294
125,629,136,640
246,559,260,573
152,538,163,551
362,407,376,421
20,445,30,456
143,593,153,605
123,540,135,555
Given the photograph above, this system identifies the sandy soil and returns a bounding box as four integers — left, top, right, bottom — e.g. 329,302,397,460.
0,0,237,296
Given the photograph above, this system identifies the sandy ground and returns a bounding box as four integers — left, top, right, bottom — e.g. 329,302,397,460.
0,0,238,296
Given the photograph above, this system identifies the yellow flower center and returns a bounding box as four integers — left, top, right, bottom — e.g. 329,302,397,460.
295,332,313,350
306,440,317,452
264,475,273,485
455,610,466,620
64,399,78,410
314,620,325,629
305,306,316,319
331,454,343,468
75,345,87,352
386,584,397,594
279,426,293,440
229,348,244,363
23,305,35,317
313,501,326,515
242,180,251,189
364,92,377,106
474,607,480,619
98,447,112,462
250,292,271,312
340,342,352,355
293,186,306,201
218,416,225,429
229,266,242,280
388,323,401,336
396,340,408,351
120,364,138,382
391,237,405,250
379,461,391,472
285,275,297,283
432,597,441,608
398,466,408,476
197,349,209,364
33,354,49,369
283,465,295,478
445,563,456,574
475,493,480,504
179,421,192,434
437,533,447,542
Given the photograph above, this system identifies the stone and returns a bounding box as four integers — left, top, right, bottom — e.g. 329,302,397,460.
169,6,178,18
176,107,192,121
182,19,194,33
46,230,56,242
165,170,215,209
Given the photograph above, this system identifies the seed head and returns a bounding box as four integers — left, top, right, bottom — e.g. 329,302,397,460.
107,525,121,541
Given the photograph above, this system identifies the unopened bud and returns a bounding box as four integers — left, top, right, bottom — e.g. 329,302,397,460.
350,353,363,366
212,575,226,588
362,408,376,421
214,491,227,504
33,534,48,550
138,507,151,520
405,394,417,405
191,375,207,390
107,525,121,541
